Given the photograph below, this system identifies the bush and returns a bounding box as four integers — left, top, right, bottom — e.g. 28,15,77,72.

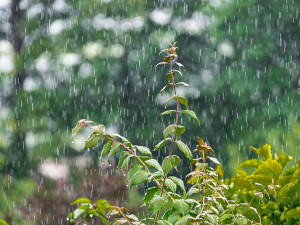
68,42,299,225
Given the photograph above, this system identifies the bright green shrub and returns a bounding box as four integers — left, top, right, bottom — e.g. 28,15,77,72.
225,144,300,224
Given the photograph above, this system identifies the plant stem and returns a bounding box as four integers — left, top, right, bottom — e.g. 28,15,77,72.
168,56,179,157
154,176,167,225
102,134,174,201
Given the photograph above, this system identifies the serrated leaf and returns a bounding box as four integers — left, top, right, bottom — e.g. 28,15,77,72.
145,159,164,174
171,155,181,169
134,145,152,155
161,110,176,119
169,176,186,195
84,132,101,149
175,140,192,161
117,151,129,169
128,165,143,180
163,124,176,139
72,197,92,205
154,138,171,151
100,142,112,159
107,142,121,161
162,156,172,175
130,170,149,188
144,187,160,204
181,110,200,126
148,196,168,213
90,124,105,136
165,178,177,192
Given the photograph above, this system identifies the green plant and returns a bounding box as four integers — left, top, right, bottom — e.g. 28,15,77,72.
69,42,269,224
224,144,300,224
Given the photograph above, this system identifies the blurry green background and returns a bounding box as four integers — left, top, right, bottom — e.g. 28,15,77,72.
0,0,299,224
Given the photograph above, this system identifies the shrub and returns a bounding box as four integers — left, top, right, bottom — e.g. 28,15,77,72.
68,42,298,224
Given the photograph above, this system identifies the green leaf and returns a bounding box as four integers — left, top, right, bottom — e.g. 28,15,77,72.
174,215,194,225
144,187,160,204
145,159,164,174
0,220,9,225
157,221,173,225
90,124,105,136
171,69,183,77
174,62,184,68
175,125,185,137
281,207,300,221
154,138,171,151
276,152,293,168
251,144,272,159
134,145,152,155
175,82,190,88
148,196,168,213
239,158,263,168
117,151,129,169
265,158,282,177
160,83,171,96
218,214,233,223
278,179,298,201
175,140,192,161
181,110,200,125
169,176,186,196
128,164,143,180
161,110,176,119
107,142,121,161
163,124,176,139
155,62,168,69
129,170,149,188
162,156,172,175
173,199,190,214
84,132,101,149
120,155,132,168
177,96,188,109
72,197,92,205
235,217,249,225
72,123,83,140
73,209,85,219
170,155,181,170
165,178,177,192
100,142,112,159
216,164,224,179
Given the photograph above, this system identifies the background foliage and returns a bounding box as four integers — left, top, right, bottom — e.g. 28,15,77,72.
0,0,299,224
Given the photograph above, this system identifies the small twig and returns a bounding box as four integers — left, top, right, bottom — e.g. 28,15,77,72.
117,207,132,225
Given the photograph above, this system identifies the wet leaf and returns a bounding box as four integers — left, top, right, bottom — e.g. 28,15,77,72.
144,187,160,204
154,138,172,151
174,62,184,68
239,158,263,168
129,170,149,188
281,207,300,221
165,178,177,192
177,96,188,109
173,199,190,214
175,82,189,87
175,140,192,161
162,156,172,175
90,124,105,136
265,158,282,177
160,83,170,96
145,159,164,174
216,164,224,179
163,124,176,139
170,155,181,169
107,142,121,160
161,110,176,119
134,145,152,155
164,56,171,62
169,176,186,195
148,196,168,213
181,110,200,125
84,132,101,149
100,142,112,159
250,144,272,159
72,197,92,205
155,62,168,69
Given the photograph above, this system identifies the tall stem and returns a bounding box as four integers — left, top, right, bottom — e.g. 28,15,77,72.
168,57,180,157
